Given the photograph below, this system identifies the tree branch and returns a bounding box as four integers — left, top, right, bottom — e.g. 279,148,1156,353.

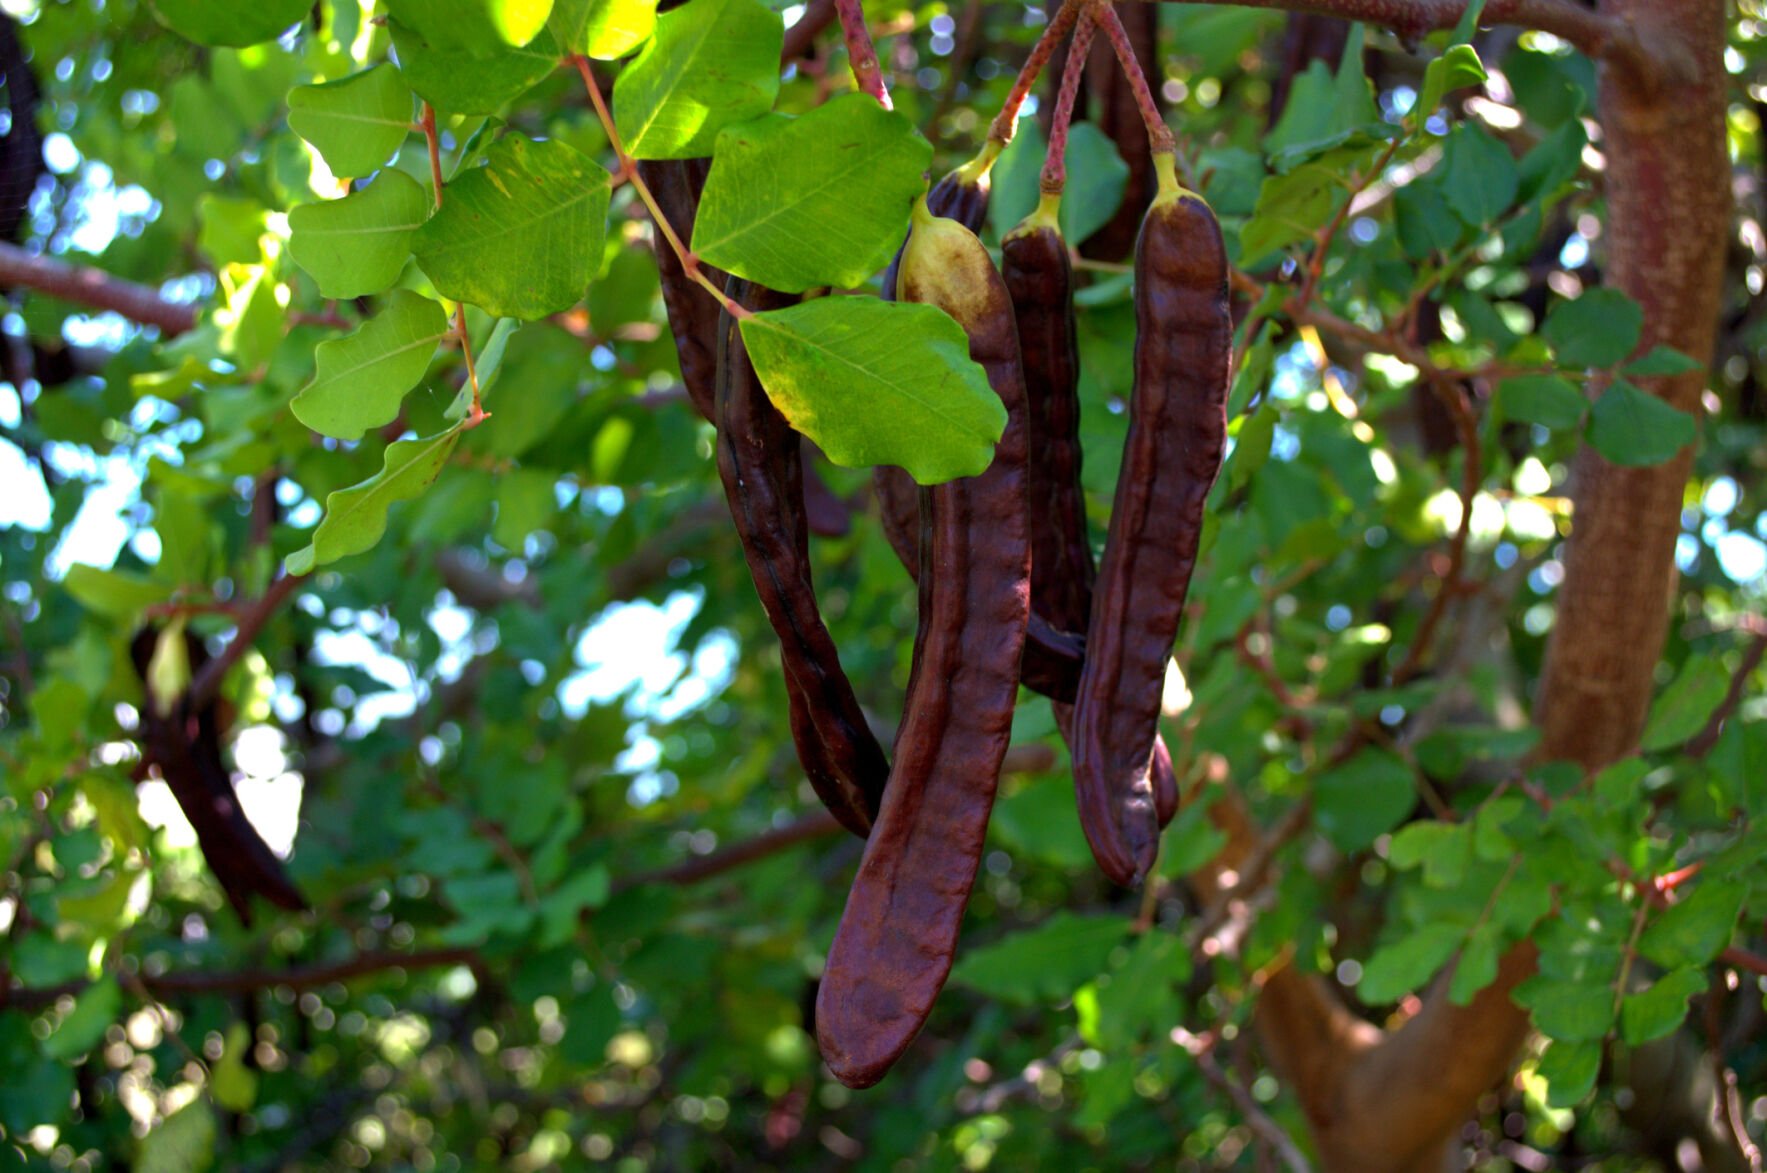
186,572,307,711
1,946,479,1012
0,240,199,336
1140,0,1663,84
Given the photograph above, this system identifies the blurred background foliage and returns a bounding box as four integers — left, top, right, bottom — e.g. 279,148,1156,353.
0,1,1764,1169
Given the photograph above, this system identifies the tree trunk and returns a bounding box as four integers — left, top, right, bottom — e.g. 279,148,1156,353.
1242,2,1732,1168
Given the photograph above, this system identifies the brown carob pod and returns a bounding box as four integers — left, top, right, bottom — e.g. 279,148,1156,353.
714,278,889,837
1003,193,1091,635
638,158,726,422
1072,153,1229,886
817,197,1032,1089
1006,193,1182,833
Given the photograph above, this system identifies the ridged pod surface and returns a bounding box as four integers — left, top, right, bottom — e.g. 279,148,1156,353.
817,198,1031,1089
714,279,889,837
1005,195,1182,832
1072,154,1229,885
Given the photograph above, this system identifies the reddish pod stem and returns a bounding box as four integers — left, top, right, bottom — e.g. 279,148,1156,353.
987,0,1084,146
1094,2,1175,154
835,0,892,109
570,56,748,320
1040,7,1097,195
420,104,487,427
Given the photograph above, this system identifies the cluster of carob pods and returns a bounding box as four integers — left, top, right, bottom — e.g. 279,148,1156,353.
640,10,1231,1091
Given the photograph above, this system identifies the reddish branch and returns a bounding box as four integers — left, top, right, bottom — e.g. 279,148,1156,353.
186,572,307,711
0,240,197,336
1141,0,1663,85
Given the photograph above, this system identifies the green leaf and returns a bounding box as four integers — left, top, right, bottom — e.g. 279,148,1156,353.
1637,880,1744,969
389,20,563,117
1415,44,1487,126
148,0,308,46
1160,797,1229,877
1389,821,1471,888
288,170,430,299
292,291,450,441
1620,967,1704,1046
1393,180,1463,259
385,0,555,52
551,0,658,58
1543,288,1643,369
1496,374,1587,430
42,977,121,1062
210,1022,259,1112
1357,923,1465,1003
1514,977,1616,1042
1448,925,1501,1006
287,65,415,179
1536,1039,1600,1108
948,913,1127,1006
494,468,559,548
694,94,932,292
1313,747,1416,852
285,423,466,574
1237,162,1343,264
613,0,780,158
138,1101,217,1173
738,298,1005,484
413,135,611,319
1443,122,1517,226
1641,655,1731,752
62,564,177,617
1586,379,1696,468
1623,345,1703,378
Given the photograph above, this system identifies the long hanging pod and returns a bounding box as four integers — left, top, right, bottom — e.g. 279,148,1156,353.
1071,151,1230,886
714,279,890,836
816,196,1033,1089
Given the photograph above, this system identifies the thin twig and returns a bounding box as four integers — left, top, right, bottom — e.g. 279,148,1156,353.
1686,627,1767,758
2,946,481,1012
186,572,306,711
782,0,837,61
420,104,488,428
570,57,745,319
1173,1028,1315,1173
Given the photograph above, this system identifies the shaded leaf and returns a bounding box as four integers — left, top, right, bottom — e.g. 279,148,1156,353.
288,170,430,299
292,291,449,440
285,423,466,574
1587,379,1696,468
